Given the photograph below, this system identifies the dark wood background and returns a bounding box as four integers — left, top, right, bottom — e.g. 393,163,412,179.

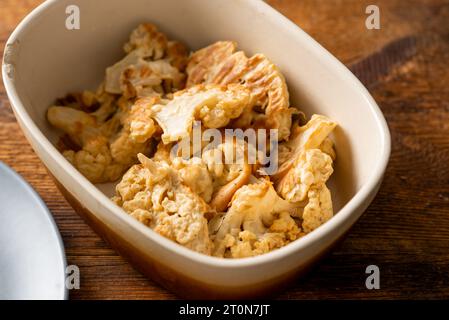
1,0,448,299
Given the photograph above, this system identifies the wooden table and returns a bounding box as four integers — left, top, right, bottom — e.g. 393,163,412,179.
1,0,448,299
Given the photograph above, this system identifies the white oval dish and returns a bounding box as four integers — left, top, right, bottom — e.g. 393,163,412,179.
0,162,67,300
2,0,390,298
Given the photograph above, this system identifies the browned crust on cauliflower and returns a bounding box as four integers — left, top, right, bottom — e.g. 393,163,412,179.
186,41,297,140
48,23,339,259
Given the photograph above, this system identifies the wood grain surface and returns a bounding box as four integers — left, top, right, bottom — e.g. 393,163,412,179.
1,0,448,299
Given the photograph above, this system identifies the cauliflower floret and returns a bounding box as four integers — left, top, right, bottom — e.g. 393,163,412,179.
48,101,128,183
227,212,303,259
123,23,169,58
272,115,336,234
109,130,152,166
201,139,252,212
123,23,189,68
186,41,238,86
108,97,160,168
152,140,174,164
48,91,155,183
319,137,336,161
302,185,333,233
113,154,212,254
47,87,121,143
49,23,340,258
127,97,159,143
105,49,143,95
237,53,296,140
270,212,303,240
274,114,337,181
106,23,188,96
106,49,185,97
211,179,303,258
166,138,252,212
53,88,117,124
276,149,333,202
186,41,297,140
152,84,251,143
166,41,189,71
63,137,125,183
47,106,102,146
172,157,214,203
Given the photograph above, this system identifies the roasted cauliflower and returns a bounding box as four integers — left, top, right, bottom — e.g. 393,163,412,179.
106,23,188,96
186,41,298,140
47,23,187,182
48,22,339,259
113,154,212,254
209,178,303,258
151,84,251,143
47,88,155,183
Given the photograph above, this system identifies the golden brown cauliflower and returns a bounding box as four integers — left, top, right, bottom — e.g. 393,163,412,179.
151,137,253,213
63,136,125,183
201,139,252,212
302,185,333,233
186,41,297,140
123,23,189,67
126,96,160,144
123,23,169,58
109,96,160,166
105,23,188,97
186,41,238,86
49,22,340,259
47,89,156,183
48,23,189,183
119,59,185,99
47,105,100,145
113,154,213,254
274,114,337,181
319,137,337,161
47,95,125,183
276,149,333,202
210,178,303,258
151,84,251,143
272,115,337,237
273,115,337,238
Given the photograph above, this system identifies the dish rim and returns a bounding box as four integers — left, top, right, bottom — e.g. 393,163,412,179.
2,0,391,269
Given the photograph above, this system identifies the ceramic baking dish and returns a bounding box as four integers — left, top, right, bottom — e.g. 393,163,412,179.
2,0,390,298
